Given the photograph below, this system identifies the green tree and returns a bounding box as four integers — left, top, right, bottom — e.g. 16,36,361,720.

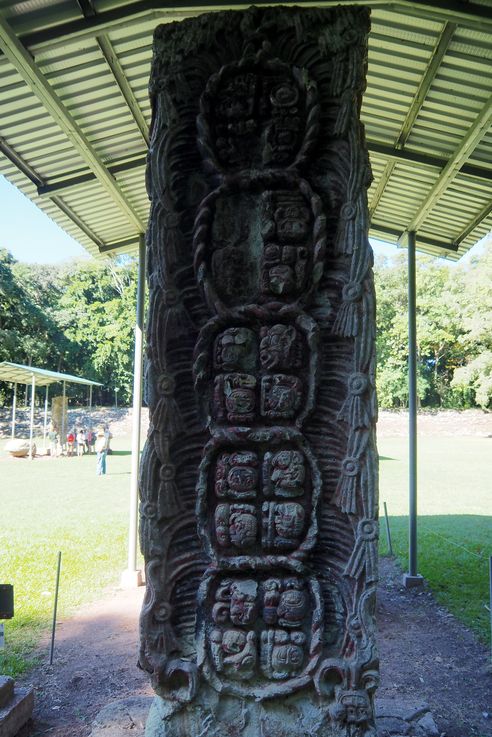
451,241,492,408
57,258,138,404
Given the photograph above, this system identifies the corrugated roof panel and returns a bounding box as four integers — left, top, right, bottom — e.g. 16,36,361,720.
0,2,490,263
467,128,492,167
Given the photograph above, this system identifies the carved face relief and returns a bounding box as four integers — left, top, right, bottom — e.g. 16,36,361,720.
260,629,306,679
201,60,313,171
260,190,312,299
206,574,317,681
215,451,259,499
259,324,302,371
212,579,258,626
214,374,256,424
230,580,258,626
264,450,306,497
336,690,372,727
277,579,308,628
260,374,303,420
261,577,307,628
262,502,305,549
210,628,257,680
215,503,257,550
262,578,282,624
215,328,257,372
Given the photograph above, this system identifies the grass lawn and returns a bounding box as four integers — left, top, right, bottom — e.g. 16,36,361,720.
0,435,139,677
0,431,490,678
378,436,491,645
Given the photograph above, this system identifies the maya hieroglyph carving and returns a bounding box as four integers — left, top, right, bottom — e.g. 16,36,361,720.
140,7,378,736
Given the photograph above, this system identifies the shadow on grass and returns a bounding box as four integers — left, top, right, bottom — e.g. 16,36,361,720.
379,513,491,644
109,450,131,456
378,455,396,461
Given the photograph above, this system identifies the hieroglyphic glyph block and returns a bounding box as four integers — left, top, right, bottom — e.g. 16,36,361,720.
140,7,378,736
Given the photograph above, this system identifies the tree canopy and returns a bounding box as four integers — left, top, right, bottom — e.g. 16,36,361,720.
0,240,491,408
375,241,492,409
0,250,138,405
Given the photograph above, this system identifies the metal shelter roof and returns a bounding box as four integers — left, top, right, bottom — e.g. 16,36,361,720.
0,361,103,387
0,0,491,261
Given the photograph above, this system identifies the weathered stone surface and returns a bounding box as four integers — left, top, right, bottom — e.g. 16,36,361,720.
376,699,429,722
415,713,439,737
4,440,35,458
0,679,14,711
89,697,153,737
0,685,33,737
141,6,377,736
377,717,410,736
375,699,440,737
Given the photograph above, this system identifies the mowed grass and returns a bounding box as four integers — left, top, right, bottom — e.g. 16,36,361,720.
0,435,137,677
378,436,491,644
0,431,490,678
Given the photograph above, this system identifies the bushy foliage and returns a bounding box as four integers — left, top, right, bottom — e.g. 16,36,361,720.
1,239,491,409
375,240,492,409
0,250,138,405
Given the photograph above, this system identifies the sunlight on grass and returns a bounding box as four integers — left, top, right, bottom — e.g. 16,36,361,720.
0,435,137,676
378,436,491,644
1,431,490,677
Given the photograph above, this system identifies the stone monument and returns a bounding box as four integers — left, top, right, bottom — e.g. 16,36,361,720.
140,7,378,736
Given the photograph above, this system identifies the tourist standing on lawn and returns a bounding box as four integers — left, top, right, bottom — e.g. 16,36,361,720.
48,423,58,458
86,427,95,454
67,429,75,456
77,428,86,456
95,428,107,475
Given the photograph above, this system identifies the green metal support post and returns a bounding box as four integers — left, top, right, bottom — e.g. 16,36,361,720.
29,374,36,460
11,382,17,439
404,230,423,587
121,232,145,588
43,384,49,450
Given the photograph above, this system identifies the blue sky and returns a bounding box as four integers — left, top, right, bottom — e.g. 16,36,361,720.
0,174,486,265
0,176,88,264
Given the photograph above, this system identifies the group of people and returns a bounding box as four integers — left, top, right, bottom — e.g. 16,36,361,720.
47,422,112,475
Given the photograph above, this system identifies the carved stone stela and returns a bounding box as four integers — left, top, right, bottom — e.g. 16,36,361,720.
140,7,378,736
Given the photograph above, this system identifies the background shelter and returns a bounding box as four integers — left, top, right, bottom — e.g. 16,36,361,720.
0,361,102,458
0,0,491,581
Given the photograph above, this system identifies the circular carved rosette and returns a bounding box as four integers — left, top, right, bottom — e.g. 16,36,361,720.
193,306,319,431
196,427,321,569
196,569,323,699
193,173,327,314
197,50,319,175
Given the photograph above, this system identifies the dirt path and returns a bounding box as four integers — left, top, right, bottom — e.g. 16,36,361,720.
19,558,491,737
378,558,491,737
21,586,152,737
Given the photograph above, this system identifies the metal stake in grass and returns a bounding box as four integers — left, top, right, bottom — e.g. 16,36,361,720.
49,551,62,666
383,502,394,557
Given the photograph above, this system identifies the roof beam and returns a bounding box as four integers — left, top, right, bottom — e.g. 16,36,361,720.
367,142,492,181
0,11,145,234
0,136,104,248
17,0,492,51
454,200,492,247
99,236,141,254
369,160,395,216
37,154,147,197
0,135,42,187
96,35,149,146
50,195,104,248
395,21,456,150
400,92,492,240
369,21,456,216
370,223,459,252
